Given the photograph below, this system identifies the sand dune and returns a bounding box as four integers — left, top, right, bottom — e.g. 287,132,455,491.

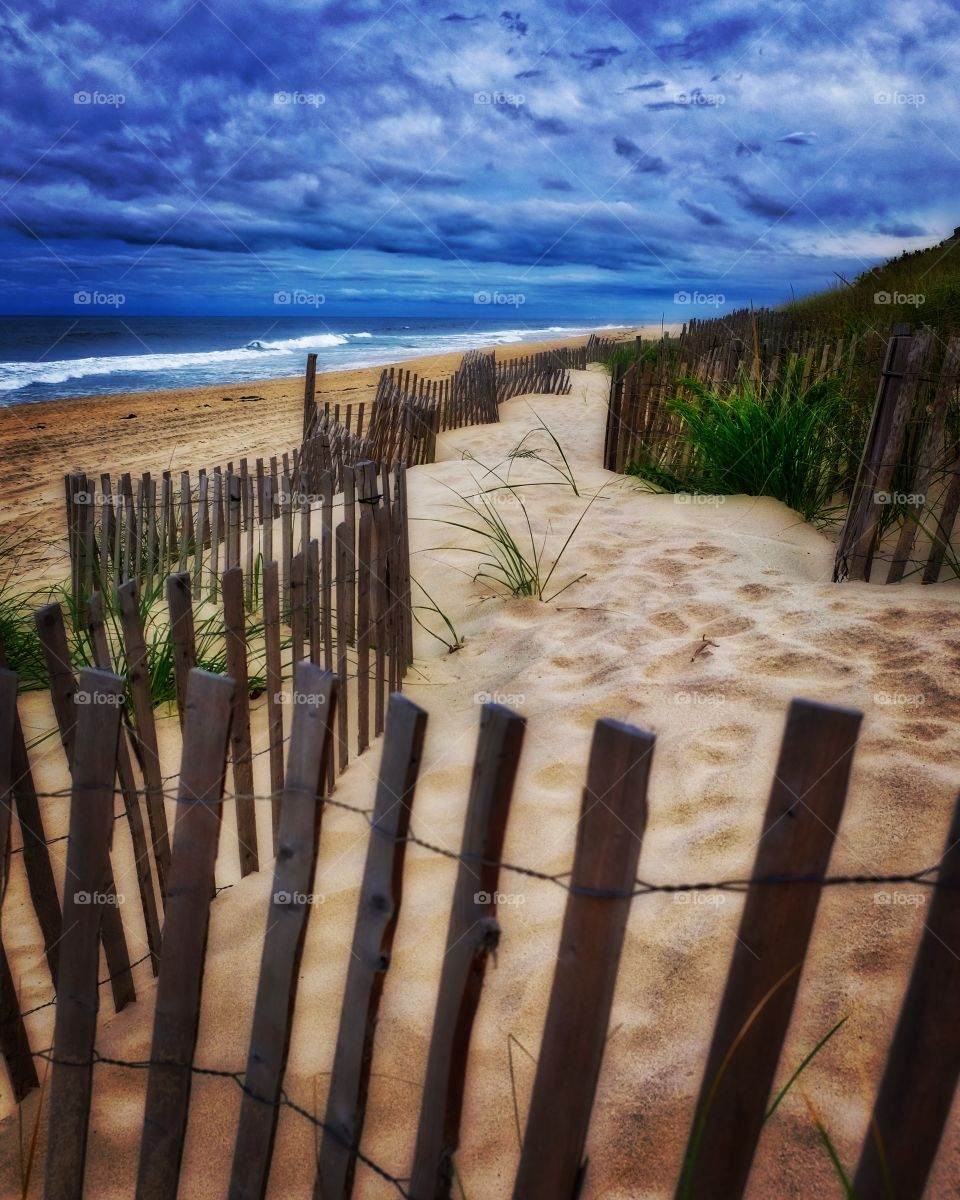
3,364,960,1197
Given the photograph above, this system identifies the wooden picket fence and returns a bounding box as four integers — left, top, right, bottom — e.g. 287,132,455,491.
64,343,597,612
834,330,960,583
1,452,412,1119
4,663,960,1197
601,325,883,476
600,320,960,583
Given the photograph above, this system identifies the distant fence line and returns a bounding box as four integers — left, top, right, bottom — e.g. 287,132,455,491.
603,316,960,584
64,339,617,610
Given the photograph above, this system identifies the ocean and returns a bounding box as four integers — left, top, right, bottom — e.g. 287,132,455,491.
0,316,630,406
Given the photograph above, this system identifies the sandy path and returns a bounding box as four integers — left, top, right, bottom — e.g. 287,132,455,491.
0,330,655,585
2,366,959,1197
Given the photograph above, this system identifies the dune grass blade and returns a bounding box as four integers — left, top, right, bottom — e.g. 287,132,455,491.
678,962,801,1200
764,1016,847,1121
411,576,464,652
801,1093,856,1198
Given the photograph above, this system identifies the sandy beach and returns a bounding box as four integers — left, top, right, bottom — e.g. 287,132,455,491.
2,363,958,1196
0,328,658,584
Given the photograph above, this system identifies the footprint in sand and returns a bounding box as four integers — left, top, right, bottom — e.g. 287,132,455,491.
736,582,783,601
688,541,738,564
647,610,690,636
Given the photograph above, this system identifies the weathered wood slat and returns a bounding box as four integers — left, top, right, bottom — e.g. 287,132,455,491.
409,703,526,1198
167,571,197,728
228,663,338,1200
853,790,960,1196
675,698,862,1199
317,693,428,1199
513,718,655,1199
0,943,38,1101
887,336,960,582
0,669,40,1101
262,560,285,850
34,603,136,1012
87,593,162,976
222,565,258,877
0,645,62,985
43,668,125,1200
118,580,172,897
135,670,235,1200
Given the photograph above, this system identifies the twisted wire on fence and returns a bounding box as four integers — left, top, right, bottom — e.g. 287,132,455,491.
26,1045,412,1196
10,781,951,900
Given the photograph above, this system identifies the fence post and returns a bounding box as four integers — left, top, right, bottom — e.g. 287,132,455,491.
317,694,428,1199
167,572,196,729
135,670,235,1200
43,668,125,1200
512,719,655,1199
87,593,162,976
262,560,285,850
0,645,62,985
34,602,136,1012
118,579,172,898
222,566,258,877
227,663,338,1200
852,789,960,1196
675,698,862,1200
0,669,40,1101
409,703,526,1198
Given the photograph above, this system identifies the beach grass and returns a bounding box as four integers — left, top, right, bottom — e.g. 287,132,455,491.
626,367,862,526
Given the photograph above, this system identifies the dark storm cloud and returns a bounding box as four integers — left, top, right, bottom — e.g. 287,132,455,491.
0,0,956,314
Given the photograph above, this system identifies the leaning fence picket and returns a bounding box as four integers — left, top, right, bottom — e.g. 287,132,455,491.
35,602,135,1013
87,592,162,976
262,560,285,849
118,580,172,898
0,670,39,1103
222,565,258,878
409,703,526,1198
317,693,428,1199
852,790,960,1197
135,670,235,1200
228,663,337,1200
167,572,197,729
0,646,62,985
513,718,655,1199
676,699,862,1199
43,669,125,1200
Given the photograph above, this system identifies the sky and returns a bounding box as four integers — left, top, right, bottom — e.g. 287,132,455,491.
0,0,958,319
